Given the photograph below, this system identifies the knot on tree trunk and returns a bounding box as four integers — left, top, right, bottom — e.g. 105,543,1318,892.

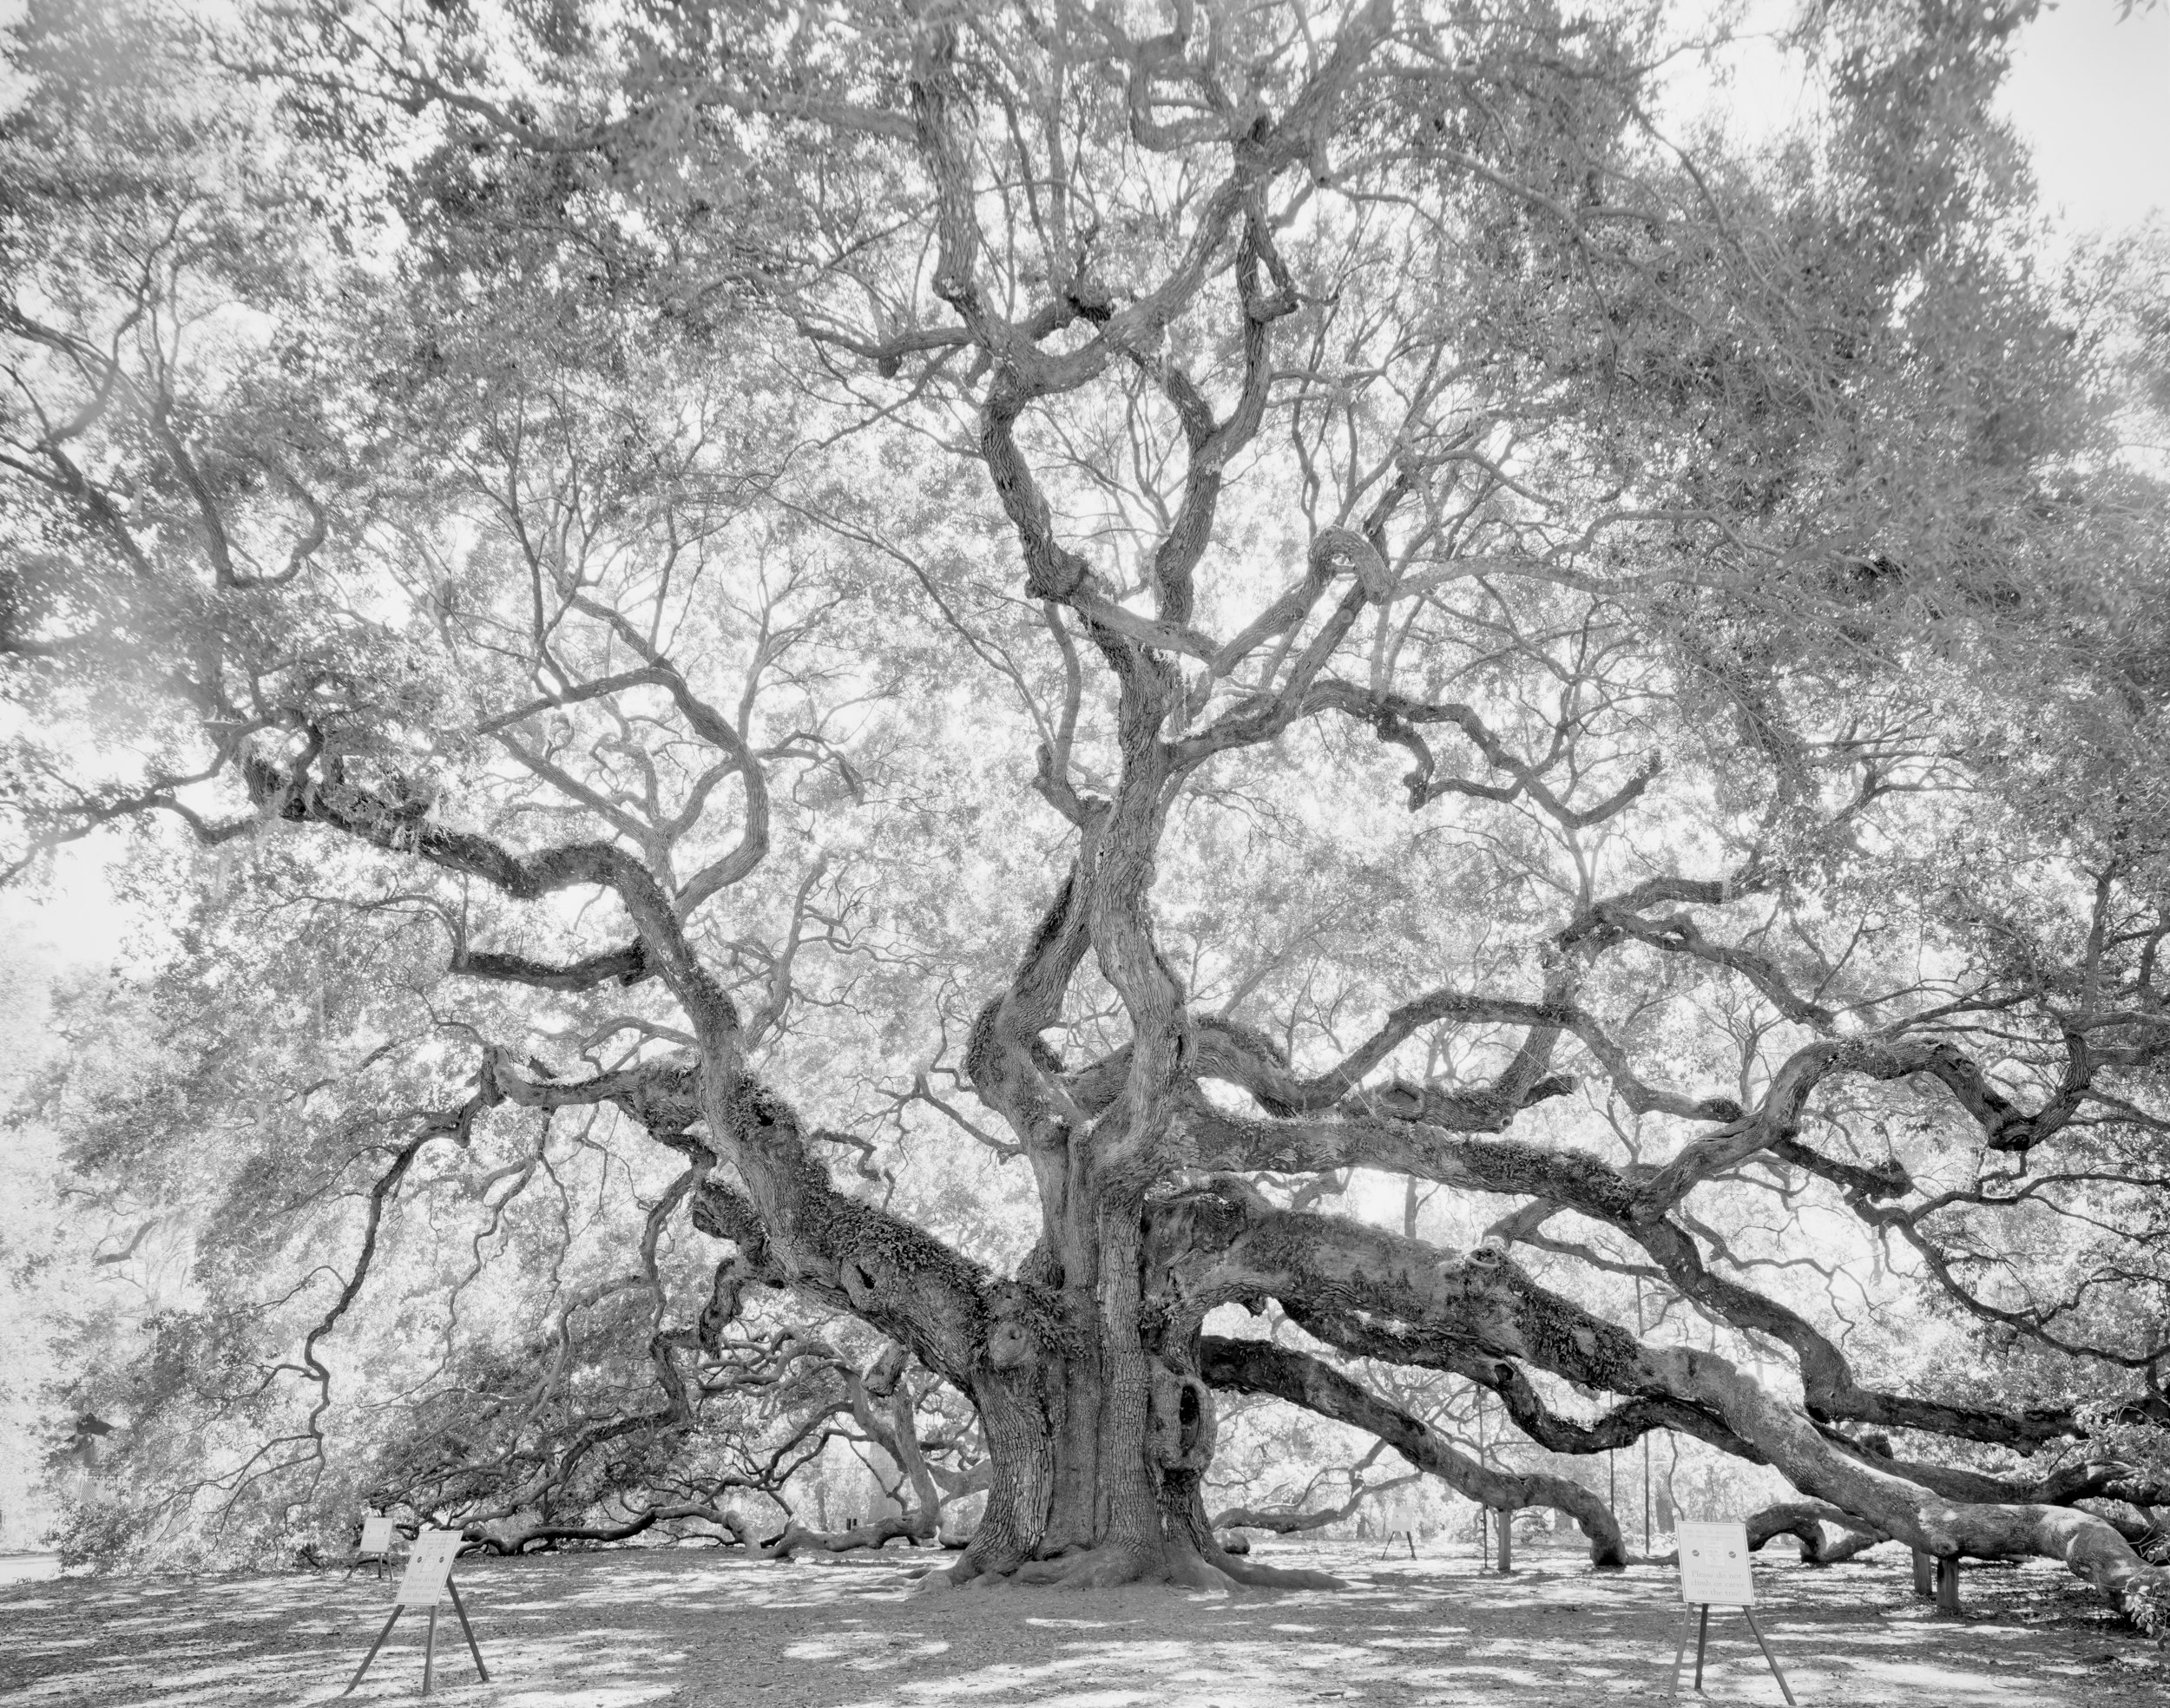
979,1279,1075,1372
1149,1363,1216,1471
985,1315,1038,1371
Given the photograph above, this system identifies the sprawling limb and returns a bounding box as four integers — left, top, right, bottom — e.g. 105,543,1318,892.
469,1503,752,1555
1170,1094,2139,1449
1158,1185,2170,1618
1200,1336,1628,1566
1207,1442,1418,1537
1745,1502,1891,1566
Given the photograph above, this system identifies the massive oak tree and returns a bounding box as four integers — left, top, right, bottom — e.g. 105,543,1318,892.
7,0,2170,1620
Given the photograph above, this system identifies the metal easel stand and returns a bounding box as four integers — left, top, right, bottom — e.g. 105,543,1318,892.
340,1577,490,1698
1668,1601,1797,1705
1377,1528,1417,1560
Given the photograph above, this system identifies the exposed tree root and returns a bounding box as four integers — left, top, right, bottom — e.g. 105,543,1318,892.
911,1539,1345,1593
1210,1553,1346,1589
1010,1545,1178,1588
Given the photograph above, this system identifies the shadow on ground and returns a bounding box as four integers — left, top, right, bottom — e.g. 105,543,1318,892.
0,1539,2161,1705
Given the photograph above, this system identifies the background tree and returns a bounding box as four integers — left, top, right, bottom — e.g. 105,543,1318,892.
5,0,2169,1622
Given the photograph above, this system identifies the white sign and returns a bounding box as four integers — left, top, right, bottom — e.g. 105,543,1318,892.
358,1515,396,1555
1677,1520,1756,1605
392,1527,462,1606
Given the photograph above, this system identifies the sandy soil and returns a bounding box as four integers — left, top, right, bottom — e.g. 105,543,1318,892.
0,1536,2162,1707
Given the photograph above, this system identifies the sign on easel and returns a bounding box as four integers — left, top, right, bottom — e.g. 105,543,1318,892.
347,1514,399,1583
393,1528,462,1607
1669,1521,1797,1705
340,1527,490,1698
1679,1521,1757,1605
1376,1493,1417,1560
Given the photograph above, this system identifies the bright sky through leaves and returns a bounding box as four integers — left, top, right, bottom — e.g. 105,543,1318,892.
3,0,2165,980
2001,0,2170,234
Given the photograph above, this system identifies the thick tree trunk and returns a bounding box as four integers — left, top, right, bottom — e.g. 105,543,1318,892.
922,1370,1168,1588
930,1307,1345,1590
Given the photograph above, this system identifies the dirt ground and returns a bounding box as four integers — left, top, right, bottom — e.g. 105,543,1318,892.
1,1536,2163,1707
